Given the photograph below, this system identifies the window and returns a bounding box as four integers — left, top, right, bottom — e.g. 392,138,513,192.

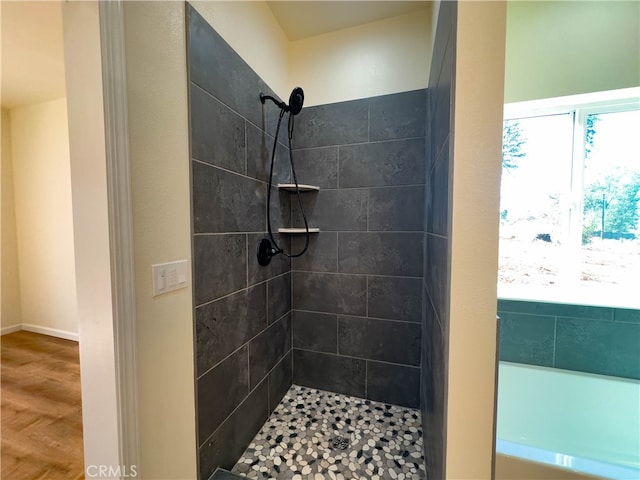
498,88,640,307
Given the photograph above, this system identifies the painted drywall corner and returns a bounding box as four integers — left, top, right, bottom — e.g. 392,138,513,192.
448,1,506,478
1,108,22,330
123,2,196,478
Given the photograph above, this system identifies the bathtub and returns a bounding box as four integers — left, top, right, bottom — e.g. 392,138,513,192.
495,362,640,480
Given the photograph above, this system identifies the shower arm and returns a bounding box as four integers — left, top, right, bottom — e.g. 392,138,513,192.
260,93,287,111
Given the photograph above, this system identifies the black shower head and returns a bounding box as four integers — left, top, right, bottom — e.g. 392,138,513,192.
260,87,305,115
288,87,304,115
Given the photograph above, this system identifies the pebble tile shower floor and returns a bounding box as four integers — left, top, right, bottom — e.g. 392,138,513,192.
232,385,426,480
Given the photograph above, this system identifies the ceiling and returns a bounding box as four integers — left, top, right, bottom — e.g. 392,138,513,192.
267,1,430,41
1,1,66,110
0,1,429,110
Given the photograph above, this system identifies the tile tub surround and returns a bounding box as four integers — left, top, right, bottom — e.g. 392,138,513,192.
232,385,426,480
290,89,426,410
498,299,640,380
187,6,292,478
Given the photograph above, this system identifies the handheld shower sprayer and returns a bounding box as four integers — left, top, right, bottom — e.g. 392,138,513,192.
258,87,310,266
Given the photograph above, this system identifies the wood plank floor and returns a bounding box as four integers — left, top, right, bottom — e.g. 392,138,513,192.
1,331,84,480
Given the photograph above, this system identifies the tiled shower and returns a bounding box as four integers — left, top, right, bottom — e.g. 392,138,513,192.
187,3,456,479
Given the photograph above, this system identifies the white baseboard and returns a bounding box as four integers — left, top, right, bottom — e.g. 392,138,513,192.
1,324,79,342
0,325,22,336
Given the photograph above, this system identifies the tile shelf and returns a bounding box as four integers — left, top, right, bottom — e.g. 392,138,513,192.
277,183,320,192
278,228,320,234
277,183,319,233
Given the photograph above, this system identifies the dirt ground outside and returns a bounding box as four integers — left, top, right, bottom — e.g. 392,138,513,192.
499,236,640,289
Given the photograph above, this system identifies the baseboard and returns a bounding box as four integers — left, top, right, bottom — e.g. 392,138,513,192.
1,324,79,342
0,325,22,336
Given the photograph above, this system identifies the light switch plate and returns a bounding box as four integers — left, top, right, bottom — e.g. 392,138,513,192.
152,260,189,296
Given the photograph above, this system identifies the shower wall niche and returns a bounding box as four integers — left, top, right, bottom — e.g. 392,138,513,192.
187,4,435,479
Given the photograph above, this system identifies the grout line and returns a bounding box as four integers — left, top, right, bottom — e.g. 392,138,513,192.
198,350,288,449
365,360,368,399
425,231,448,240
336,232,340,273
245,234,249,289
196,309,291,381
291,338,295,384
337,145,341,189
290,271,294,317
267,371,271,413
266,278,270,324
336,316,340,355
244,121,248,175
247,343,251,395
295,308,420,325
292,230,425,234
194,231,276,236
552,316,557,366
367,101,371,143
365,276,369,317
190,80,286,148
194,269,290,310
294,346,421,370
314,183,426,191
288,270,422,280
292,136,425,152
302,184,425,192
192,158,270,186
366,189,370,232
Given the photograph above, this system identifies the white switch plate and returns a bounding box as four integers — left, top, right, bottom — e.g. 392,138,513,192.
152,260,189,296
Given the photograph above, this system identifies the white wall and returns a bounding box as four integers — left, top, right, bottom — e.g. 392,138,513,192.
191,0,290,99
9,98,78,337
62,1,121,472
190,3,432,107
289,8,431,107
1,109,22,330
447,2,506,478
123,2,196,478
505,0,640,102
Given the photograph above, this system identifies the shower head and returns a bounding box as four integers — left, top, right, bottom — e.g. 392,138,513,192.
260,87,305,115
288,87,304,115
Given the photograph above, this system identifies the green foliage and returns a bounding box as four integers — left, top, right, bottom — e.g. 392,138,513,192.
502,120,526,169
583,169,640,234
582,219,597,245
585,114,600,159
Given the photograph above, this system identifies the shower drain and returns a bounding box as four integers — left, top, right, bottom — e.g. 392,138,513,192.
331,435,350,450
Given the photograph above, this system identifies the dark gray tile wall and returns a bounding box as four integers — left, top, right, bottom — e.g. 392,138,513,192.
187,6,292,479
188,6,458,480
498,299,640,380
421,3,457,480
290,90,426,410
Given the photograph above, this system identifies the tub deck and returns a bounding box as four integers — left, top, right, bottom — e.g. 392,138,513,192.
496,362,640,479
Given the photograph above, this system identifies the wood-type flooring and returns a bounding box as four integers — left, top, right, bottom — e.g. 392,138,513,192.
1,331,84,480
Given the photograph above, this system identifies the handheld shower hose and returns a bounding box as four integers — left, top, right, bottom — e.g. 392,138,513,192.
258,88,310,266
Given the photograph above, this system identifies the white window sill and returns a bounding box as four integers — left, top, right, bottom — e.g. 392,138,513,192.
497,284,640,310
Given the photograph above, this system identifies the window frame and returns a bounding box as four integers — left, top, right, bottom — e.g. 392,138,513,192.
499,87,640,309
